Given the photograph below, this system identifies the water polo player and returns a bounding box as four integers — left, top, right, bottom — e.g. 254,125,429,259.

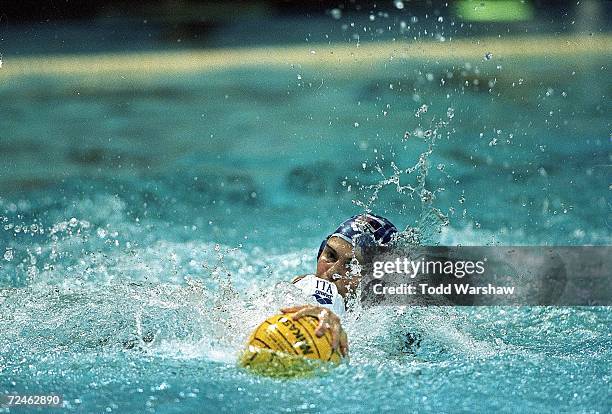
281,213,398,358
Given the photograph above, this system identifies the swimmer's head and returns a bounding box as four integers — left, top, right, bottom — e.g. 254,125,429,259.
316,214,398,298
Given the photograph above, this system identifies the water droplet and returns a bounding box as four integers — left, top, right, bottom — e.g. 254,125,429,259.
3,249,13,261
415,104,428,117
330,8,342,19
394,0,405,10
484,52,493,60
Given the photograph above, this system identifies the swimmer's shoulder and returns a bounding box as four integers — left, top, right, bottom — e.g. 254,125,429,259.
291,274,309,284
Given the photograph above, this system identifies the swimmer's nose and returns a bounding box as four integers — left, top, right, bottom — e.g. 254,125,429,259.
318,258,349,282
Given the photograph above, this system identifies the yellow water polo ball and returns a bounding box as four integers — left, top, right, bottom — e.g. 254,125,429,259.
239,313,342,377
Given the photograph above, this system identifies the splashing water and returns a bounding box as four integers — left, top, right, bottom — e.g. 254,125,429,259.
0,53,610,412
351,104,458,246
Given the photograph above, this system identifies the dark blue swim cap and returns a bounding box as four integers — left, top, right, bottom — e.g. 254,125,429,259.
317,213,398,259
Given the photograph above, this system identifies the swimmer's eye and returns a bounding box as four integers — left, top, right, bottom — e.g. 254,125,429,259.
323,247,337,262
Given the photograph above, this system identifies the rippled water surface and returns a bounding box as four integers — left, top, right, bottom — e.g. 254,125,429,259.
0,52,610,413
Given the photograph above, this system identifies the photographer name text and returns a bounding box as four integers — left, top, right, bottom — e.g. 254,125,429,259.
372,283,515,296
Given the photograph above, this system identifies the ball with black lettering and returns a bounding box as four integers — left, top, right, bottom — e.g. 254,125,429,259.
239,313,342,377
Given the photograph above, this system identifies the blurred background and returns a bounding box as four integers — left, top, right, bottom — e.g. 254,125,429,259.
1,0,610,54
0,0,610,258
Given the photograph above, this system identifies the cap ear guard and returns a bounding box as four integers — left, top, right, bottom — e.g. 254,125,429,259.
316,214,398,260
317,236,329,259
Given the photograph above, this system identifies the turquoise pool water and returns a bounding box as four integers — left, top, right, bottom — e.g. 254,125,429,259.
0,52,610,413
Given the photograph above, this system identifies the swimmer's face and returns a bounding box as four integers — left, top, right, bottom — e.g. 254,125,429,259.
316,236,362,298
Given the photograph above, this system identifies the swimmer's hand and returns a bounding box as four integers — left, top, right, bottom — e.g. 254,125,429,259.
280,305,349,357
